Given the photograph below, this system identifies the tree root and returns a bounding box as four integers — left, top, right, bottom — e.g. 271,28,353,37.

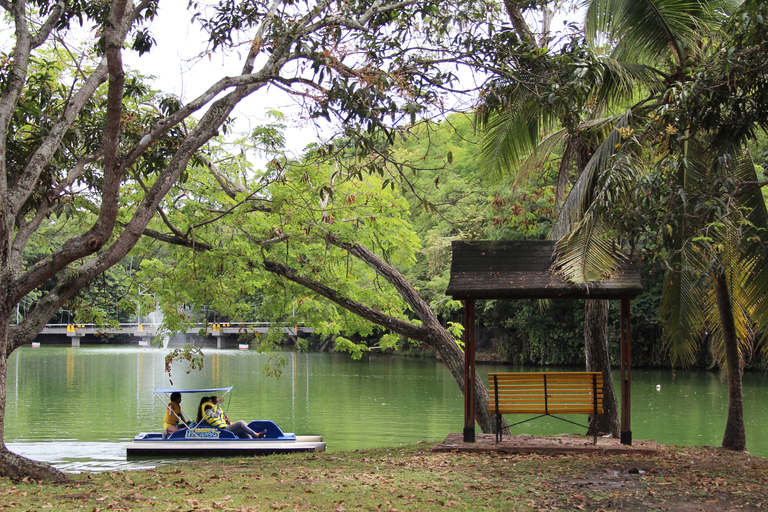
0,447,69,482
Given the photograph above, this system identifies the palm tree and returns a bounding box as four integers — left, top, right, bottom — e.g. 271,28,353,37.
581,0,768,452
476,8,637,438
477,0,768,450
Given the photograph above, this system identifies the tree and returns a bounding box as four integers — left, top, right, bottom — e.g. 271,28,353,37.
0,0,482,480
637,0,768,450
574,0,768,452
474,2,623,437
478,0,768,450
133,143,499,433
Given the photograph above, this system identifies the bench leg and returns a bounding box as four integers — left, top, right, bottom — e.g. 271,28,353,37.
495,414,501,443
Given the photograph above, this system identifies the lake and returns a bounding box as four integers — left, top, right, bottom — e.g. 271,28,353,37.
4,345,767,472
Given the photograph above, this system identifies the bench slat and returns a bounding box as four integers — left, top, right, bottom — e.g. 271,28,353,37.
488,372,604,443
490,406,603,414
493,398,603,404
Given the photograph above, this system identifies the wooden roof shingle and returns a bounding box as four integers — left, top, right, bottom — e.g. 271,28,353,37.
445,240,643,300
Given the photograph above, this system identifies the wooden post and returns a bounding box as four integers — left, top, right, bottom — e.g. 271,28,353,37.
620,298,632,445
463,299,476,442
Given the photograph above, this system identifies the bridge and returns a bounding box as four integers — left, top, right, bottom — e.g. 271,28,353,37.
37,322,314,349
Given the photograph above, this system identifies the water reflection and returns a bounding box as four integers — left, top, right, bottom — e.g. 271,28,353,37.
6,442,179,473
5,346,768,473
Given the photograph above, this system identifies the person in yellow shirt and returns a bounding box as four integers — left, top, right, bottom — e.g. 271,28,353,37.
208,395,229,423
163,392,189,437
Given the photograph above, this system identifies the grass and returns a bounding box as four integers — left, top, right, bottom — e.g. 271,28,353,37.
0,443,766,511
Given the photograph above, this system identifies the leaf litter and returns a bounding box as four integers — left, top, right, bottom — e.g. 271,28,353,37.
0,444,765,511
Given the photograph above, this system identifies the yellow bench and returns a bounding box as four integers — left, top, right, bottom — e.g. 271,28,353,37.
488,372,604,444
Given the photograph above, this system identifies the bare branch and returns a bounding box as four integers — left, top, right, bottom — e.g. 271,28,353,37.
198,153,248,197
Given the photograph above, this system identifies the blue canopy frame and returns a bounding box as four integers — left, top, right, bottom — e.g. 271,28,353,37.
153,386,233,394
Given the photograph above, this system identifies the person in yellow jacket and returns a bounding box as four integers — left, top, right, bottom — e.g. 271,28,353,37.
163,392,189,437
201,400,267,439
196,396,213,425
208,395,229,424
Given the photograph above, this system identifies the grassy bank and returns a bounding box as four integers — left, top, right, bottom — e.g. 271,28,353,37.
1,443,766,511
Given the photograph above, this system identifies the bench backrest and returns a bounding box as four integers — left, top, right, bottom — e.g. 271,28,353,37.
488,372,604,415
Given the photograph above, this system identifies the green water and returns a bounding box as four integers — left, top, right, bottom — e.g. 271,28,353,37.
4,346,767,471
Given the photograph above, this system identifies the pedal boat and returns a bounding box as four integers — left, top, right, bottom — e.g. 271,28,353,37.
126,386,325,457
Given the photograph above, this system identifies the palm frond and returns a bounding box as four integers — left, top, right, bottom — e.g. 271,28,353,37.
663,146,767,370
477,94,559,182
550,109,635,240
595,59,666,108
587,0,737,66
705,228,761,370
659,244,709,367
553,214,620,284
730,151,768,232
729,151,768,355
513,128,569,190
551,138,646,284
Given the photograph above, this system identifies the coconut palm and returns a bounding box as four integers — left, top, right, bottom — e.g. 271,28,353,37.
581,0,768,452
477,0,768,450
476,12,646,439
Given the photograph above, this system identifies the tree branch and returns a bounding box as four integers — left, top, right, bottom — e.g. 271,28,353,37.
139,227,215,251
503,0,537,46
324,233,442,331
262,259,433,342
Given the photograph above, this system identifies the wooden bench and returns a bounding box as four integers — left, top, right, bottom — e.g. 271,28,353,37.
488,372,604,444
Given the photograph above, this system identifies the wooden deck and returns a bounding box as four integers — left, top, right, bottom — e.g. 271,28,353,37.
433,433,658,455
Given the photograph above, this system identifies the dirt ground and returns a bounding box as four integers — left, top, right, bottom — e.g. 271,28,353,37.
536,446,767,511
433,434,766,511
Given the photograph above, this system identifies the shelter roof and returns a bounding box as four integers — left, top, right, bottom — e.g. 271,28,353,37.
446,240,643,300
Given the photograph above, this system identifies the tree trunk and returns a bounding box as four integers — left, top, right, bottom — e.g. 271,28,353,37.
584,300,620,438
263,239,498,434
0,447,69,483
0,315,69,481
427,323,496,435
713,270,746,451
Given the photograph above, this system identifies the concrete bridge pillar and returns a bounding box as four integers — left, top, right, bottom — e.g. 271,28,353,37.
67,324,83,347
212,323,228,349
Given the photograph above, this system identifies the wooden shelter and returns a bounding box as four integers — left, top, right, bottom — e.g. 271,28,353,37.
446,240,643,445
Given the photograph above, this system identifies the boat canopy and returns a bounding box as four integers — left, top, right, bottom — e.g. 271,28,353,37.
153,386,233,394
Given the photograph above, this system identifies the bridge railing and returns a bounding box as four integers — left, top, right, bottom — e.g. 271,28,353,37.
36,322,313,347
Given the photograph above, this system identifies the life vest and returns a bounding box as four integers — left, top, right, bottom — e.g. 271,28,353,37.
200,401,215,419
202,404,228,429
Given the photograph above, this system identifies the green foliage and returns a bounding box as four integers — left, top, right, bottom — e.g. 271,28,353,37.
164,346,205,386
334,336,368,359
385,115,558,318
480,299,583,365
134,130,422,359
